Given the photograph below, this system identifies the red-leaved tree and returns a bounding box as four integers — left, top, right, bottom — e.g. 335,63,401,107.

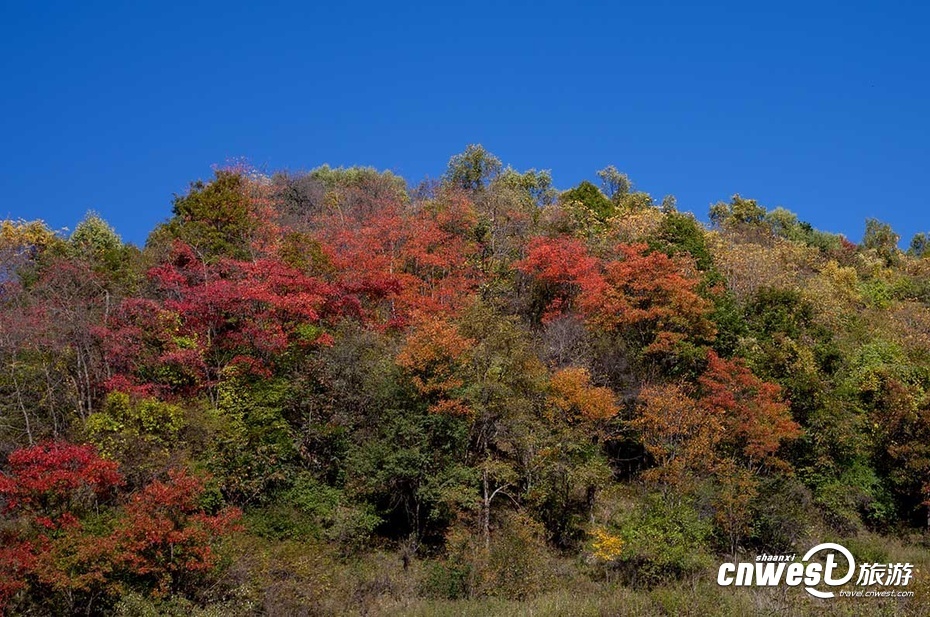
0,442,240,613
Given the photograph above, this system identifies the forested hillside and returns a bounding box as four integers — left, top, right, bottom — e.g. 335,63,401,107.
2,146,930,615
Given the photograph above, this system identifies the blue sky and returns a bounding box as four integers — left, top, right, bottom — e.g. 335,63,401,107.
0,1,927,247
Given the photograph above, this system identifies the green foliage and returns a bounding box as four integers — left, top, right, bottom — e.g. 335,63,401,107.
422,559,473,600
596,165,631,203
444,144,503,192
10,155,930,612
747,477,814,551
527,436,612,549
845,339,918,392
114,593,242,617
494,167,557,208
346,402,475,539
309,164,407,194
762,207,843,253
88,392,185,442
707,288,746,357
909,232,930,257
809,459,894,532
69,212,135,283
209,374,299,505
648,211,713,271
85,392,185,485
424,514,551,601
708,194,766,229
561,181,614,221
612,495,714,586
744,287,812,340
287,473,381,548
860,277,895,308
862,217,901,266
152,170,254,261
246,473,380,550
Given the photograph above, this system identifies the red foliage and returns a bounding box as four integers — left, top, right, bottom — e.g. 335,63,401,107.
0,541,37,610
318,203,478,327
0,443,240,611
517,238,714,353
698,351,801,468
108,469,241,596
515,236,600,322
0,442,119,612
0,441,120,526
100,241,353,395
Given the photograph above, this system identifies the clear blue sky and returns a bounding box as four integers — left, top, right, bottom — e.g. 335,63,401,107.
1,1,927,247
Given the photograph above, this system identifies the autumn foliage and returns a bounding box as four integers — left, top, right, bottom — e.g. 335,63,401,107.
3,152,930,613
0,441,121,528
698,351,801,469
518,238,715,357
578,243,716,355
396,316,474,415
516,236,600,322
0,443,238,613
549,367,619,422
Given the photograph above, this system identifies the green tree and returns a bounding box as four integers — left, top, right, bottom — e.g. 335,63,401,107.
709,194,767,229
909,232,930,257
151,170,255,261
561,180,614,221
596,165,631,203
444,144,503,192
862,218,900,266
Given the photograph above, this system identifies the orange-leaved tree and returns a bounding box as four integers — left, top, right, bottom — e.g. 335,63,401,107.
578,243,716,356
549,367,619,423
395,316,475,415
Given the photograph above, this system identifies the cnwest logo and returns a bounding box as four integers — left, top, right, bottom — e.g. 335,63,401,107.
717,542,913,599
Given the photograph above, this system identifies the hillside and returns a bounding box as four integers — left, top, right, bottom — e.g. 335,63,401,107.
1,146,930,615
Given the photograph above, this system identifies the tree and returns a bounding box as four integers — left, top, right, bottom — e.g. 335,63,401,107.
549,367,618,422
515,236,600,323
708,194,767,230
909,232,930,258
70,213,123,265
561,181,615,221
307,165,409,223
85,391,186,487
763,207,842,253
395,316,474,416
862,218,900,266
698,351,801,471
443,145,503,192
151,169,256,262
648,211,714,271
0,219,62,287
578,243,716,357
0,441,120,614
107,469,241,597
634,383,721,488
596,166,631,203
102,241,349,397
494,167,557,209
0,443,240,614
0,441,121,529
0,257,112,445
316,201,478,327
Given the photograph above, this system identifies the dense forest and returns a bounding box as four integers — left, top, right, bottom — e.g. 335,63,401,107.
2,146,930,615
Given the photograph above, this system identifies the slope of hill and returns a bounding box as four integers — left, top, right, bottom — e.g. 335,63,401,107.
1,146,929,615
